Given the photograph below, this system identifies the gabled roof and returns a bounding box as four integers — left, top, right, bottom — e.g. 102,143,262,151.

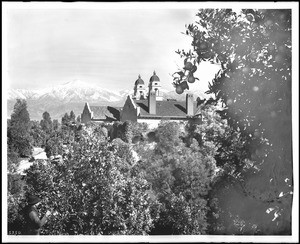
90,105,122,121
133,99,198,118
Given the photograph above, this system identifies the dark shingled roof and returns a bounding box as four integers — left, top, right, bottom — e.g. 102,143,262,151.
134,100,198,118
90,106,122,121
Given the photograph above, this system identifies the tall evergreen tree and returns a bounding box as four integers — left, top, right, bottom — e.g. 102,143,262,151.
70,110,76,122
61,113,70,126
8,99,32,157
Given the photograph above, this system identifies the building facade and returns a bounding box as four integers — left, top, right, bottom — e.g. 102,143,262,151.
120,92,201,129
81,71,201,128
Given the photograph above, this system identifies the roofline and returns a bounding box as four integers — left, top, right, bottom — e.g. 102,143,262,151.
91,118,118,121
138,115,192,120
89,105,123,110
128,95,138,110
85,102,91,112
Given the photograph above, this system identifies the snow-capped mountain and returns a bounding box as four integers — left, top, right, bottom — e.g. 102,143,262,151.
7,79,209,120
8,80,126,103
8,89,43,100
7,80,133,120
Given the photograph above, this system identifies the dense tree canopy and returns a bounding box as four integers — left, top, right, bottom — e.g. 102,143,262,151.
134,121,219,234
175,9,292,234
23,126,158,235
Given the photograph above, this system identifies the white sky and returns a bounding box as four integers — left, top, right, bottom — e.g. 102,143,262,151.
4,2,222,92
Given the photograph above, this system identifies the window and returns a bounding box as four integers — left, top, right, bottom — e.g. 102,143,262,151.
139,86,142,88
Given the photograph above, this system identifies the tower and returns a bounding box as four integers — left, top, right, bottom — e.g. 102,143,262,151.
148,71,163,101
133,74,146,100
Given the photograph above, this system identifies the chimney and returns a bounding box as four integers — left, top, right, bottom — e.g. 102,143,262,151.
186,93,194,116
148,91,156,114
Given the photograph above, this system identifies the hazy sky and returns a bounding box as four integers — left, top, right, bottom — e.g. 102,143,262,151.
5,3,221,92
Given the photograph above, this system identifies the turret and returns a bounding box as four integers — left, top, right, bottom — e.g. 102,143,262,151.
149,71,163,101
133,75,146,100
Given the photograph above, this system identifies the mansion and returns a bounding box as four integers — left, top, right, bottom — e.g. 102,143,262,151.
81,71,202,128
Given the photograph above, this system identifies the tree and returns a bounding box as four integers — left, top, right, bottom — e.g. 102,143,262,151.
44,133,64,158
61,113,70,126
52,119,60,131
135,122,217,234
23,127,158,235
10,99,30,126
7,101,32,234
30,121,45,147
7,99,32,157
154,122,183,155
40,111,53,133
110,121,149,144
69,110,76,122
176,9,292,234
